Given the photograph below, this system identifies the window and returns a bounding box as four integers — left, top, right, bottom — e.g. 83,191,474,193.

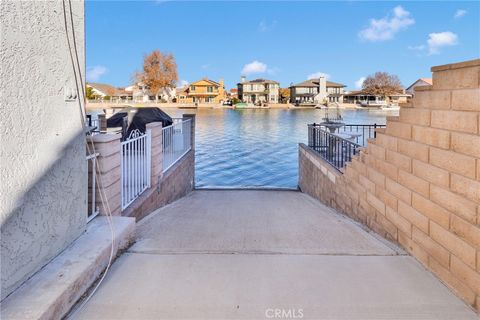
191,85,196,91
207,86,213,92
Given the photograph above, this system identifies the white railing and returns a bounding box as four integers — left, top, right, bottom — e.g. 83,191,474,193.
162,118,192,172
121,129,151,210
87,152,100,222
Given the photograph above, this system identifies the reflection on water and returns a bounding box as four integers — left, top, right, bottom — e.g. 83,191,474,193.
166,108,398,189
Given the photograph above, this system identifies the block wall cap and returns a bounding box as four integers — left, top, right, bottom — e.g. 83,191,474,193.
88,133,121,143
415,85,433,92
431,59,480,72
146,122,162,129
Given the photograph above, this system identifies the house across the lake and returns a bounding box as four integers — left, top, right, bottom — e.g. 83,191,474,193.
87,82,176,102
87,83,131,101
405,78,433,96
343,90,411,106
289,77,346,105
125,83,176,103
176,78,226,104
237,77,280,104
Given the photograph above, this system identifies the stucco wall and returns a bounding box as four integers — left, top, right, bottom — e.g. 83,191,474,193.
0,0,87,299
299,59,480,312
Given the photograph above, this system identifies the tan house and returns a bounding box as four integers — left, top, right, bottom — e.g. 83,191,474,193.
87,83,131,101
343,90,411,106
176,78,226,104
405,78,433,96
237,77,280,104
124,83,176,102
289,77,346,105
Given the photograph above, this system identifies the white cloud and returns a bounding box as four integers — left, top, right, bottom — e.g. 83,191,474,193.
178,80,189,88
86,65,107,82
408,44,426,51
359,6,415,41
258,20,277,32
454,9,467,19
201,64,210,70
427,31,458,54
355,77,366,89
408,31,458,55
242,60,268,75
307,72,330,80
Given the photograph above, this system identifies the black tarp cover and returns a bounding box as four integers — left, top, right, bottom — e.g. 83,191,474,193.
107,107,173,137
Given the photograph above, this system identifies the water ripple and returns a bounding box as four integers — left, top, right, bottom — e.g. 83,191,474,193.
166,108,396,188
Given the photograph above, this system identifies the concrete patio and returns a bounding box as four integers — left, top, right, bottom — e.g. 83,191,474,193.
73,190,477,319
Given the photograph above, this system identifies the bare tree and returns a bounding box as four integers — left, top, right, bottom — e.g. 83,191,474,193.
362,72,403,101
135,50,178,101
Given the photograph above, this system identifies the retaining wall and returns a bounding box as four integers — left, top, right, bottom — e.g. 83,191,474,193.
299,59,480,312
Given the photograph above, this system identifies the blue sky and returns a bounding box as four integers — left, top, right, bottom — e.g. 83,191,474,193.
86,1,479,90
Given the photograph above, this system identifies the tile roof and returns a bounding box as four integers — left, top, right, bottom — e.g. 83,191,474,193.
291,79,346,88
240,78,279,85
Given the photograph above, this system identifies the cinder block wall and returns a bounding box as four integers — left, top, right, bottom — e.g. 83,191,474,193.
299,59,480,312
90,116,196,221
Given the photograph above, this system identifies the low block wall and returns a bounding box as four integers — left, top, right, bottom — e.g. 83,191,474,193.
299,59,480,312
122,150,194,220
88,115,196,221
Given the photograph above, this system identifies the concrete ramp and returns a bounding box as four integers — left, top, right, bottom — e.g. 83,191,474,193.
73,190,478,319
131,190,398,255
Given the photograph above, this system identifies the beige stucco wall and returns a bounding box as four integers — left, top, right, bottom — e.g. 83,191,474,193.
0,0,87,299
299,59,480,312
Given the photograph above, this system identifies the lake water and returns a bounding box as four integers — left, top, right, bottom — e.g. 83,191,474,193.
165,108,398,189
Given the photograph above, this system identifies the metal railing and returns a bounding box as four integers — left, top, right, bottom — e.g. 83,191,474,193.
86,152,100,222
121,129,151,210
162,118,192,172
308,124,362,171
337,124,385,146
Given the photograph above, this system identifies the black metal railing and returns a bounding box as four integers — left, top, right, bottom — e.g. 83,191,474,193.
338,124,385,146
308,124,362,171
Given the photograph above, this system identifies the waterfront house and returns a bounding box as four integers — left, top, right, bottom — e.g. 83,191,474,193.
126,83,176,102
175,86,188,103
343,90,411,105
405,78,433,96
289,77,346,105
229,88,238,100
237,77,280,104
87,83,131,101
176,78,226,104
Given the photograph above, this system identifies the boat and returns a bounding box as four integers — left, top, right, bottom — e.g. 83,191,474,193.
234,102,248,109
178,104,198,109
381,104,400,111
360,101,387,108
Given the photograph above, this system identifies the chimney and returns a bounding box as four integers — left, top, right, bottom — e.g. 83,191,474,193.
240,76,246,83
318,76,327,102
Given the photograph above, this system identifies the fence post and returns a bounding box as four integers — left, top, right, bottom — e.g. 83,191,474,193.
182,114,196,151
146,122,163,187
87,133,122,216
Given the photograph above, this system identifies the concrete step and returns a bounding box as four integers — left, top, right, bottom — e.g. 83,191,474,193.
1,217,135,320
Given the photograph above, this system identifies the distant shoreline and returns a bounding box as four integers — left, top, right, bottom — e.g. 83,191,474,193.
86,102,367,111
